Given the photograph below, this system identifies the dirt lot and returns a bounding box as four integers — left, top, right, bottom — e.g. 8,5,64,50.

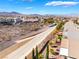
0,23,43,51
0,23,40,41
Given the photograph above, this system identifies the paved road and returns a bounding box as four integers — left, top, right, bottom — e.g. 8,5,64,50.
63,20,79,59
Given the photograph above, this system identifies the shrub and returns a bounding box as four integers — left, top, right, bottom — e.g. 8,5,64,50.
38,54,44,59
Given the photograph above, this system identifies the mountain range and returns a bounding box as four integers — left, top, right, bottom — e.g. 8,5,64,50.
0,11,79,17
0,12,22,16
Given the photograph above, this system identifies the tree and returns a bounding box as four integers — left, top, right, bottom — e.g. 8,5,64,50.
43,18,54,25
32,48,35,59
36,46,39,59
46,44,49,59
50,48,54,55
49,41,55,46
56,21,64,31
57,35,63,42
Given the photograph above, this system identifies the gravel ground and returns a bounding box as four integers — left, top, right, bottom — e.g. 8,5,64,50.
0,25,48,51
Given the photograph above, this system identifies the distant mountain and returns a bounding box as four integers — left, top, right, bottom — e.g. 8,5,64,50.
28,14,42,16
0,11,22,16
9,12,21,14
0,11,78,17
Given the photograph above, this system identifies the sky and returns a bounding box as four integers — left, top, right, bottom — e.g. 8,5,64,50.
0,0,79,15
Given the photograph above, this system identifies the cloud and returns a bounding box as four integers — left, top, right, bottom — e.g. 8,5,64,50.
45,1,79,6
26,7,33,10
